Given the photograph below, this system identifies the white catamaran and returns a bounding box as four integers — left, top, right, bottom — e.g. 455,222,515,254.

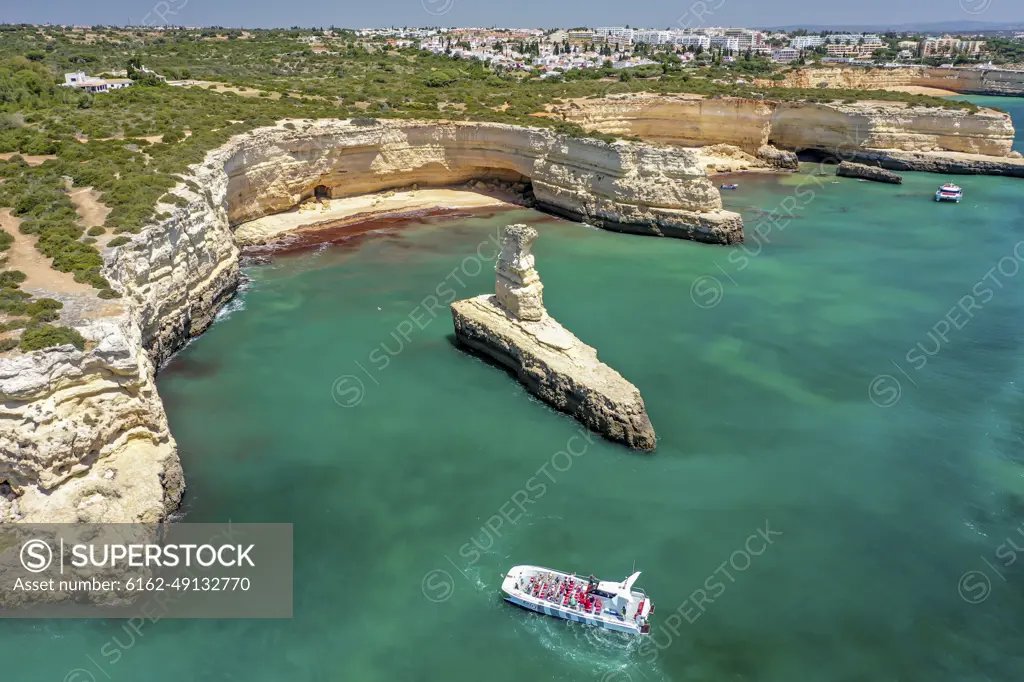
501,565,654,635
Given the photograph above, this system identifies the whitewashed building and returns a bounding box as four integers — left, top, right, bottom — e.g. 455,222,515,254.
61,71,133,93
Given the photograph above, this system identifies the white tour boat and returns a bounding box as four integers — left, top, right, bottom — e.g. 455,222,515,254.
501,565,654,635
935,183,963,203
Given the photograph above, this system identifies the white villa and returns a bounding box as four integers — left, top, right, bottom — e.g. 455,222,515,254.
61,71,133,93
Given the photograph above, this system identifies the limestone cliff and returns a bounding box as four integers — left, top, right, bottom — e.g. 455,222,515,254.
760,67,925,91
451,225,656,451
219,119,742,245
550,93,1016,159
761,66,1024,98
1,119,731,522
0,319,183,523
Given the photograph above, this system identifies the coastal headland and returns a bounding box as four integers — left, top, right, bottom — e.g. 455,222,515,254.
549,93,1024,176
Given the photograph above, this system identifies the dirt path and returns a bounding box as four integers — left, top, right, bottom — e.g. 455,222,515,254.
1,209,123,324
0,152,57,166
1,209,92,295
68,187,115,247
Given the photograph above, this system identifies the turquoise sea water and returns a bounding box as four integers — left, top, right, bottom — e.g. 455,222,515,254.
4,96,1024,681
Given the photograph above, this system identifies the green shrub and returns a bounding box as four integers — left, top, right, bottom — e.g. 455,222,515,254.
87,226,105,236
0,230,12,252
0,271,26,287
98,288,122,299
160,193,189,207
2,318,28,331
0,338,18,352
19,325,86,351
25,298,62,314
424,71,457,88
107,236,131,247
29,309,59,323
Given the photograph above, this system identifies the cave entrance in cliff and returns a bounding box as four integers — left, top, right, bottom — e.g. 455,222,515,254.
314,184,330,200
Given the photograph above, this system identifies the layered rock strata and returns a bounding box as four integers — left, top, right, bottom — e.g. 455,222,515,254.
3,119,726,522
451,224,656,451
550,94,1017,167
832,149,1024,178
836,161,903,184
760,66,1024,98
221,119,743,245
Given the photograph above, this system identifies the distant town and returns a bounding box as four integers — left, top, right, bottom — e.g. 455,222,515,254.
353,25,1024,76
16,21,1024,95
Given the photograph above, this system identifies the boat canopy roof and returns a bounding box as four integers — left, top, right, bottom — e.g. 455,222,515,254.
597,571,642,597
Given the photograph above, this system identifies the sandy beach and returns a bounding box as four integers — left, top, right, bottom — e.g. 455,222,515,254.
234,187,516,245
879,85,960,96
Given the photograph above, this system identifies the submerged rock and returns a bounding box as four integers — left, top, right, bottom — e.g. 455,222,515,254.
836,161,904,184
451,224,657,451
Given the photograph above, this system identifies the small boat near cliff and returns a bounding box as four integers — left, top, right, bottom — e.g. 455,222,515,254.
501,565,654,635
935,183,963,203
720,183,739,190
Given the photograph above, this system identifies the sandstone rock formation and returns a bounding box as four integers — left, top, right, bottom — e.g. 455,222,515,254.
836,161,903,184
451,224,656,451
222,119,743,246
5,118,730,522
550,94,1016,162
756,145,800,170
692,143,798,175
836,149,1024,178
759,66,1024,98
0,319,183,523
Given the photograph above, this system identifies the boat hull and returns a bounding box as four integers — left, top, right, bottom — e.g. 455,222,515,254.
503,594,647,635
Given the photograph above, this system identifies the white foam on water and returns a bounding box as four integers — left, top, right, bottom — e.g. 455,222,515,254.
214,295,246,322
514,605,668,682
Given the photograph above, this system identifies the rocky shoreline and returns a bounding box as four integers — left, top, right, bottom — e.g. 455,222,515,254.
451,225,656,451
836,149,1024,178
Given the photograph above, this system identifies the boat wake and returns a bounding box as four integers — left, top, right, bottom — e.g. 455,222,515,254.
517,614,668,682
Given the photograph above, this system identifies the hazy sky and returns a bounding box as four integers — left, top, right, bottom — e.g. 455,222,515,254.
2,0,1020,29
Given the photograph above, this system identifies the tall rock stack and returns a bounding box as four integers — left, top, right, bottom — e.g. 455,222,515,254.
495,225,545,321
451,224,657,452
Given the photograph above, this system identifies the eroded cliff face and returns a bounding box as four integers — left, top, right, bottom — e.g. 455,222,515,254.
0,318,183,523
553,95,776,153
551,94,1016,158
761,66,1024,97
762,67,925,91
0,118,737,523
769,101,1014,156
220,119,741,244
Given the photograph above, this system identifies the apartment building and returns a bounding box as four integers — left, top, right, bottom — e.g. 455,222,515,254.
790,35,824,49
771,47,800,63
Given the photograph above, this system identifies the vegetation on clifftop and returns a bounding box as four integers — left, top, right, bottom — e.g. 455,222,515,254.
0,24,998,351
